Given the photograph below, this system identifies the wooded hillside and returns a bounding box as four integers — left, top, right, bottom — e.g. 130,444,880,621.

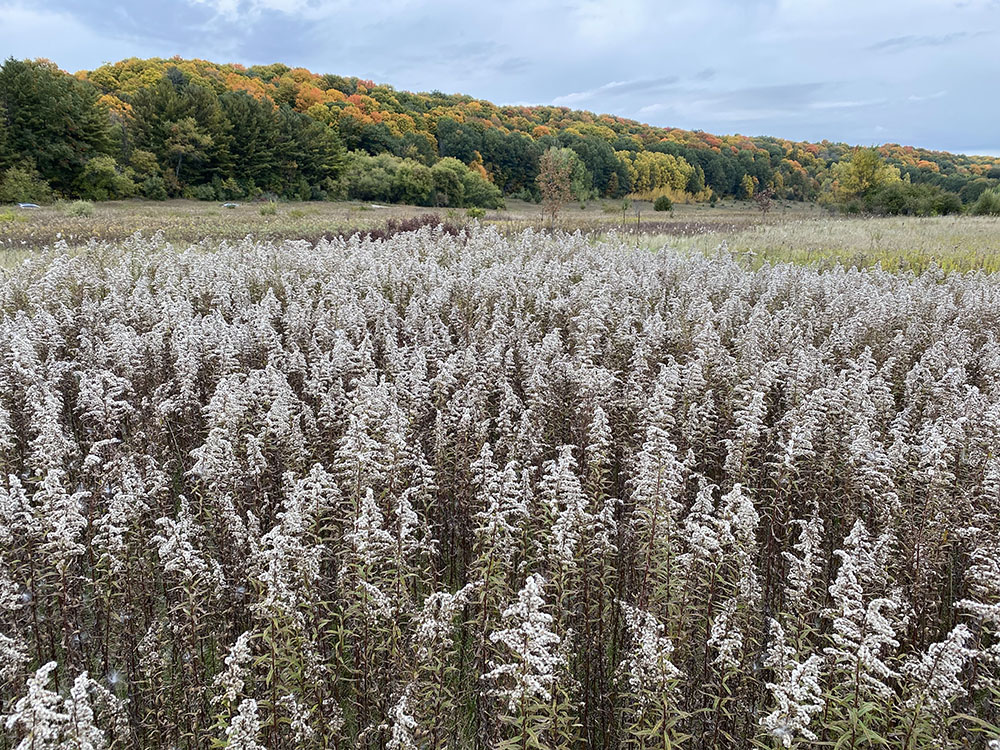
1,56,998,209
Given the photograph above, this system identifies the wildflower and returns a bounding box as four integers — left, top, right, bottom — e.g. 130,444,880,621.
707,598,744,671
619,603,683,704
783,515,825,614
225,698,263,750
4,663,109,750
759,654,825,747
213,631,253,707
386,688,418,750
540,445,590,567
824,520,901,700
484,574,563,709
901,624,975,715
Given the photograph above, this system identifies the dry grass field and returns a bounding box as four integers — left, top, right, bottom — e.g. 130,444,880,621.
3,198,998,273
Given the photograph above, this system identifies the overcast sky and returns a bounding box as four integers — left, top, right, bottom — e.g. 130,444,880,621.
1,0,997,155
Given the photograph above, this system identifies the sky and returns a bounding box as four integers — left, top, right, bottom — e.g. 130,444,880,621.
1,0,997,155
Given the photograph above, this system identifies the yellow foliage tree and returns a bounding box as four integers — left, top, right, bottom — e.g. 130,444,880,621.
832,147,901,200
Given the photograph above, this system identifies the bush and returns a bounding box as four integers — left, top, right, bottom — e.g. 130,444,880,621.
466,207,486,219
860,182,963,216
972,187,1000,216
959,179,994,205
193,184,217,202
259,201,278,216
654,195,673,212
340,152,503,209
512,187,538,203
460,170,504,209
65,200,94,217
76,155,136,201
0,163,54,204
141,176,168,201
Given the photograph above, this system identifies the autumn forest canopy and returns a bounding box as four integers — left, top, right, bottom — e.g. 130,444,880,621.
2,55,1000,213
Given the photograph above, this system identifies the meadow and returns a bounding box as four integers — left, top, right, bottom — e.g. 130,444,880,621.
0,222,998,749
3,198,999,273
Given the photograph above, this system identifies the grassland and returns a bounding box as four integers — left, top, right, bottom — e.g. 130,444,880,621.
2,197,999,272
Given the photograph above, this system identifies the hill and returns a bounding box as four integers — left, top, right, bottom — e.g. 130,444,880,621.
1,56,999,209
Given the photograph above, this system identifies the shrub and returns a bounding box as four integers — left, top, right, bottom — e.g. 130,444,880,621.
959,178,994,205
65,200,94,217
193,184,217,202
259,201,278,216
654,195,673,212
0,163,53,204
76,155,137,200
972,187,1000,216
460,169,504,209
345,213,464,241
860,182,963,216
466,207,486,219
141,176,168,201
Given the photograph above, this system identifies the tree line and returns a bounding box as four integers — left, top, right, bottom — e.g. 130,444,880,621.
1,56,999,213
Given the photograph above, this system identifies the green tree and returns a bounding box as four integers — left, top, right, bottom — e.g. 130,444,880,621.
558,132,617,196
431,157,468,206
395,159,434,204
274,105,344,199
686,164,705,194
129,70,231,194
482,128,540,195
165,116,214,185
0,58,113,195
0,114,11,170
220,90,279,195
436,117,484,163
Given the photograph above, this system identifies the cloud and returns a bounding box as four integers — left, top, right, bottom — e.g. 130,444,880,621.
867,30,988,52
810,99,887,110
908,90,947,102
0,4,168,69
552,76,680,106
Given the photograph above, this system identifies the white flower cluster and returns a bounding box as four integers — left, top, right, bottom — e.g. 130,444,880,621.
760,654,825,748
225,697,263,750
901,624,975,714
485,574,563,709
619,603,683,704
4,663,109,750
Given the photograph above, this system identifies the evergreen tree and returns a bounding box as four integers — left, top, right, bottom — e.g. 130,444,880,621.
0,58,113,195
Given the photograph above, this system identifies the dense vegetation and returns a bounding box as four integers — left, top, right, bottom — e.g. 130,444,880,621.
1,228,999,749
1,56,1000,212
